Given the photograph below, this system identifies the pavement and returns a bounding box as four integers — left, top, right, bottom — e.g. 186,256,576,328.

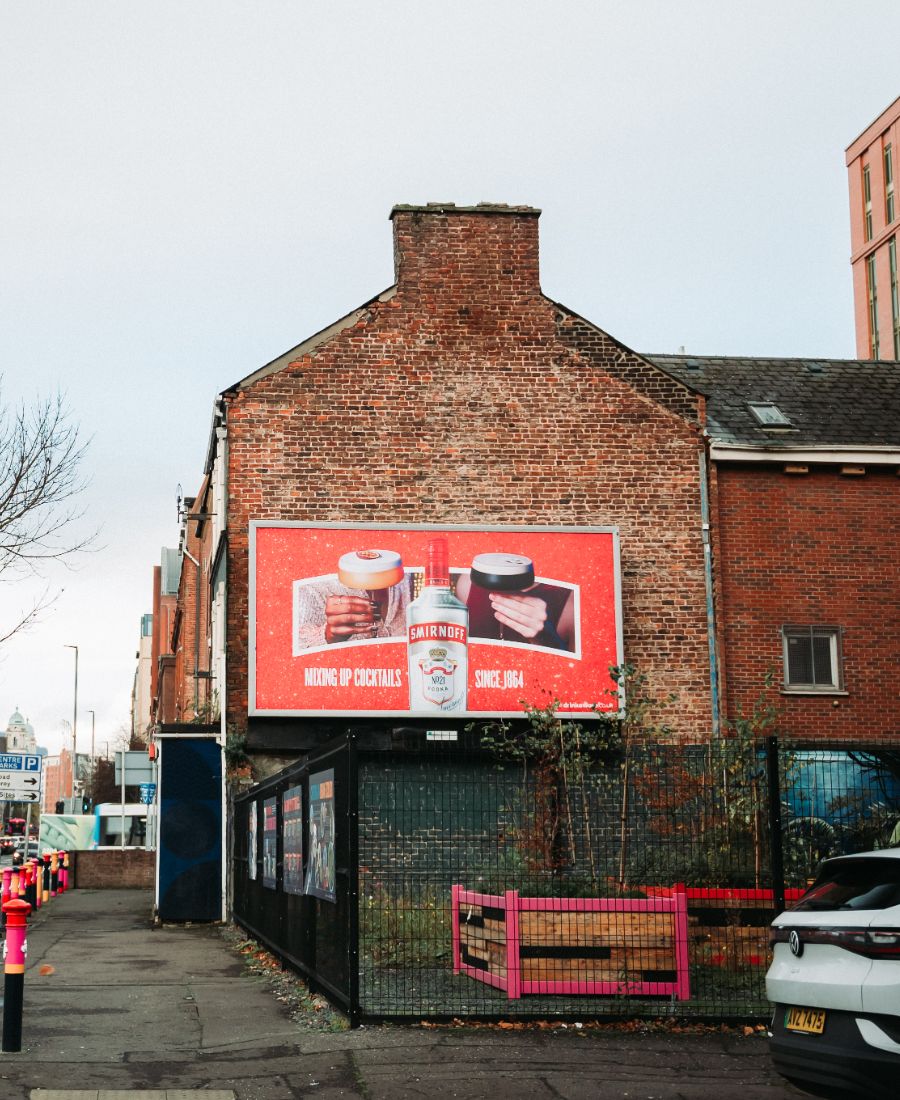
0,887,812,1100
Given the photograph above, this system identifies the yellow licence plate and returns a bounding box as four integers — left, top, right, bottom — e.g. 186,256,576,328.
785,1006,826,1035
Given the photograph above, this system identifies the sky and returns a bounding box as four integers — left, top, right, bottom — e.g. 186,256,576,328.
1,1,899,757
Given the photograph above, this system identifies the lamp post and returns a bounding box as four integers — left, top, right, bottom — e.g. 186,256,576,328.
64,645,78,754
86,709,96,809
64,645,78,811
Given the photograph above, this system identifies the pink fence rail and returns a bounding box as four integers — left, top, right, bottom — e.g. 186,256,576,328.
452,885,690,1001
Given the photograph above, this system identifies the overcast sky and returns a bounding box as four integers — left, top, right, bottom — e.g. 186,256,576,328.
2,1,898,757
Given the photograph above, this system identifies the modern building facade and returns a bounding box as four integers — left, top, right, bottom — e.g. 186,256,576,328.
131,612,153,740
847,95,900,359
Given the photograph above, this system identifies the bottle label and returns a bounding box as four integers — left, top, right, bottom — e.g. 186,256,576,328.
408,633,468,712
409,622,467,646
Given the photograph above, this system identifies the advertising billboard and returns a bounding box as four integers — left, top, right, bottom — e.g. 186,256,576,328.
250,523,622,718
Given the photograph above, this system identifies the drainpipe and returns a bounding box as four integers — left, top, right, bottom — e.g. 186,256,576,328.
698,450,720,736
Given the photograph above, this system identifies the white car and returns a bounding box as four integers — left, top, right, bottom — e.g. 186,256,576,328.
766,848,900,1098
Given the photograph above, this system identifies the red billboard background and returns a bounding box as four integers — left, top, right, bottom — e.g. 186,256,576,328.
250,524,621,717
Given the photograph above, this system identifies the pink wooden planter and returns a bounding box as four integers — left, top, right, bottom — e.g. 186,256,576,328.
452,885,690,1001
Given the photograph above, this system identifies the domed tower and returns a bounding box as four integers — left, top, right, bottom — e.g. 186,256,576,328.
5,709,37,754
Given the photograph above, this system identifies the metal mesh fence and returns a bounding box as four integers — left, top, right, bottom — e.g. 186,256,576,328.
231,731,900,1022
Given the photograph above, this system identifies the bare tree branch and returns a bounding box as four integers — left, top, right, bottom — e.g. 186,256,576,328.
0,378,92,642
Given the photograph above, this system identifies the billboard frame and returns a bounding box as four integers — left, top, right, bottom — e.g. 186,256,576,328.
248,521,624,720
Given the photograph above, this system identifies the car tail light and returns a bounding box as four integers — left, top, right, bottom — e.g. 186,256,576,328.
771,926,900,958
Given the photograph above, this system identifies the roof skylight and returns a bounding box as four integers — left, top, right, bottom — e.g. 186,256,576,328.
748,402,792,428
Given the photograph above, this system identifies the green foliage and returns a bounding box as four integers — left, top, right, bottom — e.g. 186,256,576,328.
468,664,678,891
359,884,449,966
224,729,250,773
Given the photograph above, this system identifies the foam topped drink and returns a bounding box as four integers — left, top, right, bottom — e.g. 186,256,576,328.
407,536,468,712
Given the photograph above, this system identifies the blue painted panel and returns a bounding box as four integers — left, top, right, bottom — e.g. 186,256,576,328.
158,738,222,921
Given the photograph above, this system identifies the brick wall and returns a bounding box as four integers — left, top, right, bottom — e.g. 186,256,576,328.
172,481,214,722
223,204,713,748
71,849,155,889
713,463,900,740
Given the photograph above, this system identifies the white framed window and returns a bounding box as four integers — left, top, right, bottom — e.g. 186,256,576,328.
782,626,844,692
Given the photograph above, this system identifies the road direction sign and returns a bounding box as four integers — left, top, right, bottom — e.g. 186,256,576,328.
0,754,44,804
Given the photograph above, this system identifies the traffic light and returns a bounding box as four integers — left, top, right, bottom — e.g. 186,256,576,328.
82,797,90,814
55,800,64,814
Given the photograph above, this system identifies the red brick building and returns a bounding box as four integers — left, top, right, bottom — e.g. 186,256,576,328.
155,203,900,766
651,354,900,745
203,204,717,760
170,481,216,723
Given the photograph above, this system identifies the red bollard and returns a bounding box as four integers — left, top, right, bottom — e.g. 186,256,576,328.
0,868,10,932
49,851,58,898
2,898,31,1052
30,861,41,910
23,864,35,909
57,852,67,893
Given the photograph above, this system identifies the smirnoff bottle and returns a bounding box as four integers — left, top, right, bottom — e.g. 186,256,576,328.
407,536,468,712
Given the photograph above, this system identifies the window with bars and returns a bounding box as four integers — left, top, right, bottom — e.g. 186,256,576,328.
782,626,843,691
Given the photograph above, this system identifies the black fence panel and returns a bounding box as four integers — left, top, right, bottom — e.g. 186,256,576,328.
232,735,356,1017
231,729,900,1023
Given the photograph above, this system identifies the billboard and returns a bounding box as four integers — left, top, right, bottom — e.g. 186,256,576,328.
250,523,622,718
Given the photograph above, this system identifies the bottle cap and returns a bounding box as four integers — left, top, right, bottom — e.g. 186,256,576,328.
424,537,450,587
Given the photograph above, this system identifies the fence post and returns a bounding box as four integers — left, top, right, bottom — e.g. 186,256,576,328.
2,898,31,1052
766,735,786,915
346,732,360,1028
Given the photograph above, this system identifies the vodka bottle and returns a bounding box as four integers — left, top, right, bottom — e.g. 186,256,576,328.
407,536,468,712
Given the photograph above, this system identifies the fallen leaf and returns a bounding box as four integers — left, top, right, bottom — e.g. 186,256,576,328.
39,965,55,976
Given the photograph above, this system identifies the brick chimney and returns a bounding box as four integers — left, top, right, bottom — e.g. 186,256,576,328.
389,203,542,302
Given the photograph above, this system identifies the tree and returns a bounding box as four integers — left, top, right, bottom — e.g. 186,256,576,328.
0,381,91,643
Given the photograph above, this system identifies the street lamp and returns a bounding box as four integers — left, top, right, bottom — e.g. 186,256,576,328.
64,645,78,755
87,709,96,808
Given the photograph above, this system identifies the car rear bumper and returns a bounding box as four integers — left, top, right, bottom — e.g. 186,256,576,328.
770,1003,900,1099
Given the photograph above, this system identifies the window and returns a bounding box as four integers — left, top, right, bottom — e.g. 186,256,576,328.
867,253,880,357
782,626,843,691
886,142,895,224
863,162,874,241
890,237,900,358
748,402,792,427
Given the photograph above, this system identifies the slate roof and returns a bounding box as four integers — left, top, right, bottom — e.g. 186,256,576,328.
647,355,900,449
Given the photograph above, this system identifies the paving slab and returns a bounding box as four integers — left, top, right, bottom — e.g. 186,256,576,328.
0,889,807,1100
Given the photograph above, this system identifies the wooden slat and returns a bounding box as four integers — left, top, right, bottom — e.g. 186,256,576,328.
518,911,674,947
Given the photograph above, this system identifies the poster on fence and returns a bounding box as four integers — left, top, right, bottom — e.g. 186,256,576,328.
304,769,336,902
282,785,304,895
262,797,278,889
248,800,258,881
